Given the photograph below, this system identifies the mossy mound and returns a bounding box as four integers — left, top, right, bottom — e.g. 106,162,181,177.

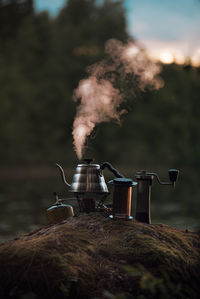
0,213,199,299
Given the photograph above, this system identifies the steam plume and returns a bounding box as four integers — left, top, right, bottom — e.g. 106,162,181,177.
73,39,163,159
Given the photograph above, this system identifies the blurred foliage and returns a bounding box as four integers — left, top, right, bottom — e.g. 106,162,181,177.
0,0,128,166
0,0,200,219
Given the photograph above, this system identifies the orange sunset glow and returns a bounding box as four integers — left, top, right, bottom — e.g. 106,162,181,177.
140,40,200,66
150,48,200,66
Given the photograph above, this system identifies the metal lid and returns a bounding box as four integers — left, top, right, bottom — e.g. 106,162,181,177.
108,178,137,187
77,163,100,168
78,158,99,168
135,170,154,180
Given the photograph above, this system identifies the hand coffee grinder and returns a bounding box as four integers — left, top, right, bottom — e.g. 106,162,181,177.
135,169,179,224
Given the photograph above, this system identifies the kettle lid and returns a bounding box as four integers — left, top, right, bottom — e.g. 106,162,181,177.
78,158,100,168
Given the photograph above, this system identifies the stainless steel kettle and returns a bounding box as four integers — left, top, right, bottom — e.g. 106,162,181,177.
56,158,124,194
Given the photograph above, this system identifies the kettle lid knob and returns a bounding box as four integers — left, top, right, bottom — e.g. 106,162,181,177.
83,158,93,164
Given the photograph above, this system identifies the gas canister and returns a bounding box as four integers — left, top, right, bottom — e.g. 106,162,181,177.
46,192,74,224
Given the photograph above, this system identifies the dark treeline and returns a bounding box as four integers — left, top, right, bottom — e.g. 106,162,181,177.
0,0,200,218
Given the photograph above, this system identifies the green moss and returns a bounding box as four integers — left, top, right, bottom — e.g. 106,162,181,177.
0,214,199,298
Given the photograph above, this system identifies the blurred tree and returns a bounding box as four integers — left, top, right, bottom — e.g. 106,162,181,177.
54,0,128,90
0,0,128,166
0,0,33,44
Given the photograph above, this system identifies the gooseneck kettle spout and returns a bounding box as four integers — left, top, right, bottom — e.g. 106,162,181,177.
56,163,71,187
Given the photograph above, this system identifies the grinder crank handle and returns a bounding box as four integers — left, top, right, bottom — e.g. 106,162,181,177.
149,169,179,188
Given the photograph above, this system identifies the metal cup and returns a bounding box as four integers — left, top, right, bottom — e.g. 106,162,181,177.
108,178,137,220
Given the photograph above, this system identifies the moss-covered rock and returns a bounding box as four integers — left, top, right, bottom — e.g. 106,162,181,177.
0,213,199,298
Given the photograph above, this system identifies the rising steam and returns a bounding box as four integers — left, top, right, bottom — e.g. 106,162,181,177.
73,39,164,159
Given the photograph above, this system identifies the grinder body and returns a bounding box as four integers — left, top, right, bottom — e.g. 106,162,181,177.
135,172,154,224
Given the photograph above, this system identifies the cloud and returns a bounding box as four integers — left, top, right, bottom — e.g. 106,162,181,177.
126,0,200,56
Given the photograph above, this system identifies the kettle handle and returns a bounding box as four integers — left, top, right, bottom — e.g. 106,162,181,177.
56,163,71,187
100,162,124,178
